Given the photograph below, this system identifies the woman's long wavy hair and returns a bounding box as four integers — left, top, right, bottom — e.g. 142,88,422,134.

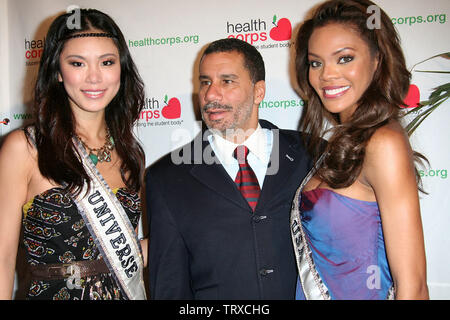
295,0,426,190
27,9,145,195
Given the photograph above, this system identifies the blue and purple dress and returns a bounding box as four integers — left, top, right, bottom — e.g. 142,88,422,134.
290,159,395,300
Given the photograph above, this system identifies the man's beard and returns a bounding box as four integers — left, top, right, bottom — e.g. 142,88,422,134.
201,98,254,139
201,102,233,134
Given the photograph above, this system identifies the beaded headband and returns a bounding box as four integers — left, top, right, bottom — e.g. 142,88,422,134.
59,32,116,42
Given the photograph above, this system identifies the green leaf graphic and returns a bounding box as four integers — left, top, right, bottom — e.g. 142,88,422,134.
273,15,277,24
164,94,168,104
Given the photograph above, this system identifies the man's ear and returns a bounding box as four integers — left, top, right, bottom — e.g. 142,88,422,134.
253,80,266,105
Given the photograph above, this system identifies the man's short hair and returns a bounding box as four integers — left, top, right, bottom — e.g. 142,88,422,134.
202,38,265,83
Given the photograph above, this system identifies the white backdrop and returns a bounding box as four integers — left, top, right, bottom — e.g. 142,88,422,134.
1,0,449,299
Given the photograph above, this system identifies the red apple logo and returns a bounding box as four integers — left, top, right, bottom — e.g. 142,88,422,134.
403,84,420,108
270,15,292,41
162,95,181,119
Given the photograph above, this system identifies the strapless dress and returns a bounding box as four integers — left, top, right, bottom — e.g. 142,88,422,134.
294,188,394,300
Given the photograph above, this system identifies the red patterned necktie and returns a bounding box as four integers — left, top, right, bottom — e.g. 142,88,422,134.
233,145,261,212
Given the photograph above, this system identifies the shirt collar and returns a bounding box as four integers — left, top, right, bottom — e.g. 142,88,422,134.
209,124,270,163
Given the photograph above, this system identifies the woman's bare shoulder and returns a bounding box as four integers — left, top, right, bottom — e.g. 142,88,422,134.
2,128,35,152
363,120,415,183
0,129,36,167
366,121,411,158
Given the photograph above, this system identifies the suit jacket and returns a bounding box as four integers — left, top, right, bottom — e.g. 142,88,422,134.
146,120,313,299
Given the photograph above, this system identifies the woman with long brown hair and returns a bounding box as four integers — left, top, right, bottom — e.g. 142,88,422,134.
0,9,147,300
290,0,428,299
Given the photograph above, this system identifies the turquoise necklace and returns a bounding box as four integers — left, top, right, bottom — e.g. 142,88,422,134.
77,128,115,166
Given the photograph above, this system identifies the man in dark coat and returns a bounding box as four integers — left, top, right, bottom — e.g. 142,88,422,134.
146,38,313,299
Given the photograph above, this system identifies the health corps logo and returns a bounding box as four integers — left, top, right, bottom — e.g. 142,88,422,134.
138,95,183,127
161,95,181,119
226,15,292,44
24,37,44,66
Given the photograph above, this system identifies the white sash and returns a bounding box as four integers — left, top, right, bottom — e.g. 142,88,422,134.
290,153,331,300
72,137,146,300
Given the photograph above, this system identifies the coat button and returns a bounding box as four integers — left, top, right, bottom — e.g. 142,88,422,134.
260,269,274,276
252,215,267,223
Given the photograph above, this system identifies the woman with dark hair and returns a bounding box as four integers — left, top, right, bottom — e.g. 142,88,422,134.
0,9,147,300
290,0,428,299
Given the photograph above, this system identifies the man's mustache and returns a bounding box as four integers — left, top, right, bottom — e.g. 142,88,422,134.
202,102,233,112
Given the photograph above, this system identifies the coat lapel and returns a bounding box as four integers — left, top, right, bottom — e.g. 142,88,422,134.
187,122,308,212
189,132,250,211
256,122,307,210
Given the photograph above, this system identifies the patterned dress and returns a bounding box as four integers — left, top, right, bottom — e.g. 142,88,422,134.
22,187,141,300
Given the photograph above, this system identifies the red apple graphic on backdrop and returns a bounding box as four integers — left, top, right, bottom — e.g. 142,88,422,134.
270,15,292,41
403,84,420,108
162,95,181,119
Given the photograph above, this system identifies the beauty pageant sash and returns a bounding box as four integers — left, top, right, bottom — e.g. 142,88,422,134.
72,137,146,300
290,153,331,300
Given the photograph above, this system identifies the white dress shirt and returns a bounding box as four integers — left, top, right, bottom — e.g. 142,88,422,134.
207,124,273,188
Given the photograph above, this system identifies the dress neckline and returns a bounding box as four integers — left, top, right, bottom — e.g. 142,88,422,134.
301,187,378,204
22,186,132,217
